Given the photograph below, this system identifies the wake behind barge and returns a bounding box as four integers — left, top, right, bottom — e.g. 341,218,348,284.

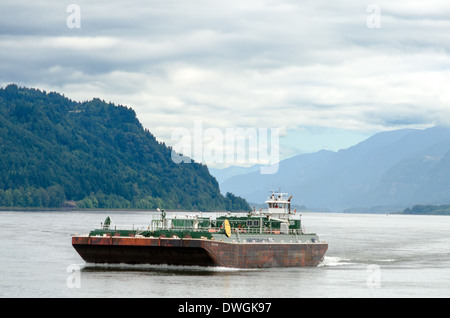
72,192,328,268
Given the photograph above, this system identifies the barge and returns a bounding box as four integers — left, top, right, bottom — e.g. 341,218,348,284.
72,191,328,268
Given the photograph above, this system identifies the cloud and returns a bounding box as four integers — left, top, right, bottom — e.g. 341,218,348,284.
1,0,450,162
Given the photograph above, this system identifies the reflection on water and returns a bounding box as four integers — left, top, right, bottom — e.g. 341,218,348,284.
81,263,249,276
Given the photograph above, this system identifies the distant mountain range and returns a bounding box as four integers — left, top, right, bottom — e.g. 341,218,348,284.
211,126,450,212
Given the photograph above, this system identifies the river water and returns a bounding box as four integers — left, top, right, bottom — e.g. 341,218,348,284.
0,210,449,298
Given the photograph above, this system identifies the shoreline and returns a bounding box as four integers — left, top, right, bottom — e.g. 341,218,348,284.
0,207,250,213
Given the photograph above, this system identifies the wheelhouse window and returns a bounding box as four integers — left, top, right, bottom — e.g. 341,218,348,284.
247,220,259,227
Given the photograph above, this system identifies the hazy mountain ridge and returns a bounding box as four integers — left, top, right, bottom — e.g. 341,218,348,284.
214,126,450,212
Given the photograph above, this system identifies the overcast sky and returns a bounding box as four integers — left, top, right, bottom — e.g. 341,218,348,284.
1,0,450,167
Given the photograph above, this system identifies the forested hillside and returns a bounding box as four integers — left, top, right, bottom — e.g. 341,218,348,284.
0,84,249,211
400,205,450,215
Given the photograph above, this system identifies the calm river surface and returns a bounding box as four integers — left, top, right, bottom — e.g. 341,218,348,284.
1,210,449,298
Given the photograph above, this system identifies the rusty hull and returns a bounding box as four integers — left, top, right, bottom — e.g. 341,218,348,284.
72,236,328,268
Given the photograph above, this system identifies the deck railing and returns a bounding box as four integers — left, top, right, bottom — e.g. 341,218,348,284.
169,226,303,235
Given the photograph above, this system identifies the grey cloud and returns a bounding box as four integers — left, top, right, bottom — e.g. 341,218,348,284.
1,0,450,152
